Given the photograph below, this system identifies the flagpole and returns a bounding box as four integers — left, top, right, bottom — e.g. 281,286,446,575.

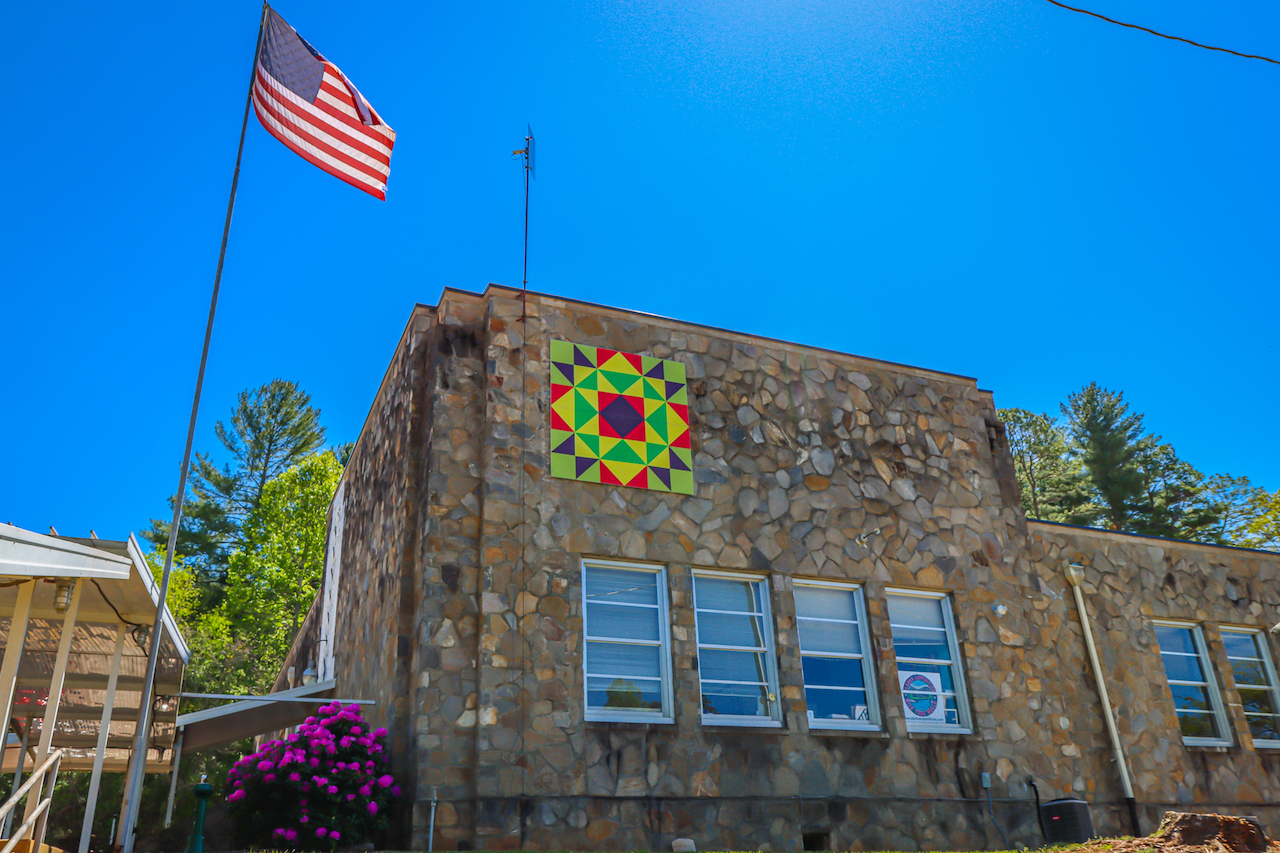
118,5,269,852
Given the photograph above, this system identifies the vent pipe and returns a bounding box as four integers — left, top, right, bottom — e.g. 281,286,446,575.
1064,561,1141,837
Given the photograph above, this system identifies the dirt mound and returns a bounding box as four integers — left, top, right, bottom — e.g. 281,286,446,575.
1154,811,1270,853
1077,811,1276,853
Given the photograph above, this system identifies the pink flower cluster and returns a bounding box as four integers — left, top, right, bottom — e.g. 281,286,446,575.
225,703,400,850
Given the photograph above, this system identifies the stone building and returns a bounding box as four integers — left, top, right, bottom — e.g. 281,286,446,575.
277,284,1280,851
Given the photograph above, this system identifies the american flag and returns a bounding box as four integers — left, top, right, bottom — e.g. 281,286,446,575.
252,7,395,200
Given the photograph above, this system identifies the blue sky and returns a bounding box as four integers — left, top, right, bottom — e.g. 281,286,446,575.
3,0,1276,541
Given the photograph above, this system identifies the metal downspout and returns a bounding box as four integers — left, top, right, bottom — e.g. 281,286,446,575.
1065,562,1141,836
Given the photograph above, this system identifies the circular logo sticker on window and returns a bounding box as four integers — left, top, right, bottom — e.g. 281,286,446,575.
900,672,940,719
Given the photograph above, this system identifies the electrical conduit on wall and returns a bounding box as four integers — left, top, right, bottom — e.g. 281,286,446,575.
1064,561,1142,836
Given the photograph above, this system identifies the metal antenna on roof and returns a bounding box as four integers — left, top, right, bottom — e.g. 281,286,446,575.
512,125,534,296
510,125,536,844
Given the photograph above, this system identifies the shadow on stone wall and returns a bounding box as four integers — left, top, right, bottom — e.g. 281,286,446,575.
461,795,1040,851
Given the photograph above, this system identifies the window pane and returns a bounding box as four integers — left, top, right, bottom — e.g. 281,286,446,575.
585,567,658,606
1231,660,1268,688
1155,625,1197,655
697,611,767,648
699,649,768,684
794,588,858,622
696,577,763,613
1178,710,1220,739
802,656,867,691
892,625,951,662
1222,631,1260,660
586,602,659,641
1169,683,1212,713
798,619,862,654
586,641,660,679
1239,687,1279,716
700,682,769,717
586,676,662,711
887,595,945,630
1161,652,1207,684
889,594,967,730
806,687,870,722
1247,714,1280,741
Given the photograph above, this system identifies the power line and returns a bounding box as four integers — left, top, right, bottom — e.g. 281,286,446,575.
1042,0,1280,66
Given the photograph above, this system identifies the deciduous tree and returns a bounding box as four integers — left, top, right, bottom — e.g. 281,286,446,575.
225,451,342,691
997,407,1094,524
1243,489,1280,552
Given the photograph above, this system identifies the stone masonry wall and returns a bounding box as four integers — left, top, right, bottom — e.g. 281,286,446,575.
1026,523,1280,817
409,287,1093,851
408,297,488,849
304,285,1280,852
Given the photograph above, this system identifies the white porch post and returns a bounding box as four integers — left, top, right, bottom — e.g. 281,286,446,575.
0,582,36,731
23,578,81,825
162,729,184,828
79,621,125,853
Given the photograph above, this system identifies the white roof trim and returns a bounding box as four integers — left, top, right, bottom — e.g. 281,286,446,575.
176,679,340,728
126,534,190,663
0,523,131,579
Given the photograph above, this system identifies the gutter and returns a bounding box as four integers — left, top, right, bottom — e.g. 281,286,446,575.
1064,562,1142,836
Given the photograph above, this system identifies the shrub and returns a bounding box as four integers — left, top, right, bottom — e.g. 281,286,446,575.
226,703,401,849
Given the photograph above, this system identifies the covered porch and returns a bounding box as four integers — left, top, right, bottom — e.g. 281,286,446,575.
0,524,188,853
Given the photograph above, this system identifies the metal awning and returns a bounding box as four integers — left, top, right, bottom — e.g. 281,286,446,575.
175,679,340,752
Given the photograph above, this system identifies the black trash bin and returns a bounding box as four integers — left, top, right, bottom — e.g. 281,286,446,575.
1041,798,1094,844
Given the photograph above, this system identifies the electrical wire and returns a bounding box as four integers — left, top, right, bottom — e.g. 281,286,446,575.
89,580,146,630
1042,0,1280,66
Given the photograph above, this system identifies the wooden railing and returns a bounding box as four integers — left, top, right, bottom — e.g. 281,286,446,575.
0,749,66,853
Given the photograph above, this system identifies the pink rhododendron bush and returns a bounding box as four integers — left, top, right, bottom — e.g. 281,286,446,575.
226,703,400,849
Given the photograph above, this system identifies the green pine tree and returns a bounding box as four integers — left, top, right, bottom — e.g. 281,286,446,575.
146,379,325,583
1061,383,1149,531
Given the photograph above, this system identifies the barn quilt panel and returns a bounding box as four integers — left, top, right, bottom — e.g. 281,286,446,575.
549,339,694,494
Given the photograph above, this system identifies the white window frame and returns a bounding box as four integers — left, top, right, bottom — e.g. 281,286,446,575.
794,579,881,731
1220,626,1280,749
692,569,782,727
886,588,972,734
581,559,674,724
1153,620,1232,748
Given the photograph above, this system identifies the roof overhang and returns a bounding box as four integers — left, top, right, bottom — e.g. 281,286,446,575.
0,523,191,774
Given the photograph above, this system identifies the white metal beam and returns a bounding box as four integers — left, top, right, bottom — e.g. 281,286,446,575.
24,579,81,824
1,719,32,838
79,621,125,853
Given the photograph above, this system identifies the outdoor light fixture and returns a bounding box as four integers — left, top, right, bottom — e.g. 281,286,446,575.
1270,621,1280,636
992,604,1008,618
301,664,317,686
52,580,74,614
